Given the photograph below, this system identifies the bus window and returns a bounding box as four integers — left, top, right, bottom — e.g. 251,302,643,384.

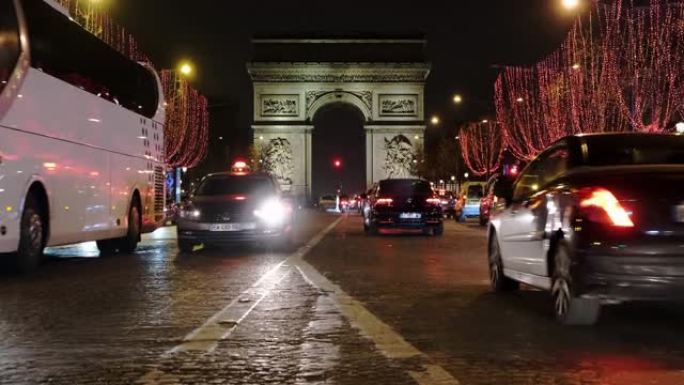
22,0,159,118
0,0,21,94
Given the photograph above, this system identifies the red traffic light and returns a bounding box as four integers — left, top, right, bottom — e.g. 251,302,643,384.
333,159,342,168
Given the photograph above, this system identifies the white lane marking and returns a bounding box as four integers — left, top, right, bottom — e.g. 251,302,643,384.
292,221,461,385
169,217,343,354
295,294,343,385
137,217,344,385
170,266,291,353
409,364,461,385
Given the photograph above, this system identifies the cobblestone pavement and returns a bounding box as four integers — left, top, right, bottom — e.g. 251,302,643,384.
304,217,684,385
3,212,684,385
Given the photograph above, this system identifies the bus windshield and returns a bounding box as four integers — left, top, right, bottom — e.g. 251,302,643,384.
0,0,21,94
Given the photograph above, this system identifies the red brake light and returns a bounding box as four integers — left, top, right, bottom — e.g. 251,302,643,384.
376,198,393,206
579,188,634,228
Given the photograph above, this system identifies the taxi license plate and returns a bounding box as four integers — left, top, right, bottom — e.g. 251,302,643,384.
209,223,256,232
400,213,422,219
676,204,684,223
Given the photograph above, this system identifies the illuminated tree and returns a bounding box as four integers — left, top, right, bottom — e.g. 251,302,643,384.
56,0,150,62
495,67,564,161
605,0,684,132
495,0,684,161
161,70,210,168
460,121,506,177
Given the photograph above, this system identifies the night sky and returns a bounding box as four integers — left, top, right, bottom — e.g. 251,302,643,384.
110,0,576,191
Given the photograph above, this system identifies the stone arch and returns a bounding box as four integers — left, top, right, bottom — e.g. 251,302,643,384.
307,91,372,122
248,40,430,202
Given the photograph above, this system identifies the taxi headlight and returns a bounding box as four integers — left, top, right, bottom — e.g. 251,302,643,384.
254,199,287,227
179,208,201,220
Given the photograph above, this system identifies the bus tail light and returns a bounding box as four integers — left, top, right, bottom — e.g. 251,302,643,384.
579,187,634,228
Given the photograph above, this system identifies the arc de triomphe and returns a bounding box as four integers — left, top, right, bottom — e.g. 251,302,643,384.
248,37,431,200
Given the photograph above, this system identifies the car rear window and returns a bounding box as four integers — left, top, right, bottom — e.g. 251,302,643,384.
467,185,484,199
196,176,274,196
585,135,684,166
379,180,432,196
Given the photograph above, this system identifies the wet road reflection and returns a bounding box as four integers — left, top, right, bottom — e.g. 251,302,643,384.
304,216,684,385
0,210,336,384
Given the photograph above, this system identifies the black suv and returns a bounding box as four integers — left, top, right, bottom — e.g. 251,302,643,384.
363,179,443,236
176,171,294,251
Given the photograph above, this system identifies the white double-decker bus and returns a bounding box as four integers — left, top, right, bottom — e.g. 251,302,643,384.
0,0,166,271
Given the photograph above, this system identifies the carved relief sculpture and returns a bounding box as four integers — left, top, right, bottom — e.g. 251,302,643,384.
379,94,418,116
262,138,295,188
261,95,298,116
383,135,417,178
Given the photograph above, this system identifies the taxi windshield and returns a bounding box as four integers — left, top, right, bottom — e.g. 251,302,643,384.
195,176,274,197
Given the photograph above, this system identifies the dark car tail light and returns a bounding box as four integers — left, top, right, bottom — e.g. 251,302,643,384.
426,198,441,205
375,198,393,206
579,187,634,228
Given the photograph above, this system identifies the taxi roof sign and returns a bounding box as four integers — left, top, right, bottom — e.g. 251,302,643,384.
231,161,251,175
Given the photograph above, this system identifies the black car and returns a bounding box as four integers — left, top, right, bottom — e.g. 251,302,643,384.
363,179,443,236
176,169,294,251
489,133,684,325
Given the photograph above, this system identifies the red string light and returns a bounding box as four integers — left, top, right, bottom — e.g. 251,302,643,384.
495,0,684,161
161,70,209,168
460,121,506,177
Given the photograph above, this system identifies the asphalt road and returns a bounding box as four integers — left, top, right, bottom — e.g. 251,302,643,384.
1,211,684,384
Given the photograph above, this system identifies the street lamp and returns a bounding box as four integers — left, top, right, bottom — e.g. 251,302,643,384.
453,94,463,105
676,122,684,134
482,119,489,124
431,116,440,125
561,0,580,10
179,61,194,77
464,172,470,179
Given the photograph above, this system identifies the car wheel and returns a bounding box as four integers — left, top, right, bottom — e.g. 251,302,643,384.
551,244,601,325
13,194,46,273
276,230,295,251
97,239,119,255
488,233,519,292
178,239,195,253
366,222,378,236
434,223,444,236
118,200,141,254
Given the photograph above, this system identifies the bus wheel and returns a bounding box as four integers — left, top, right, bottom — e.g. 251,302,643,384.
96,239,119,255
13,194,46,273
118,200,141,254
